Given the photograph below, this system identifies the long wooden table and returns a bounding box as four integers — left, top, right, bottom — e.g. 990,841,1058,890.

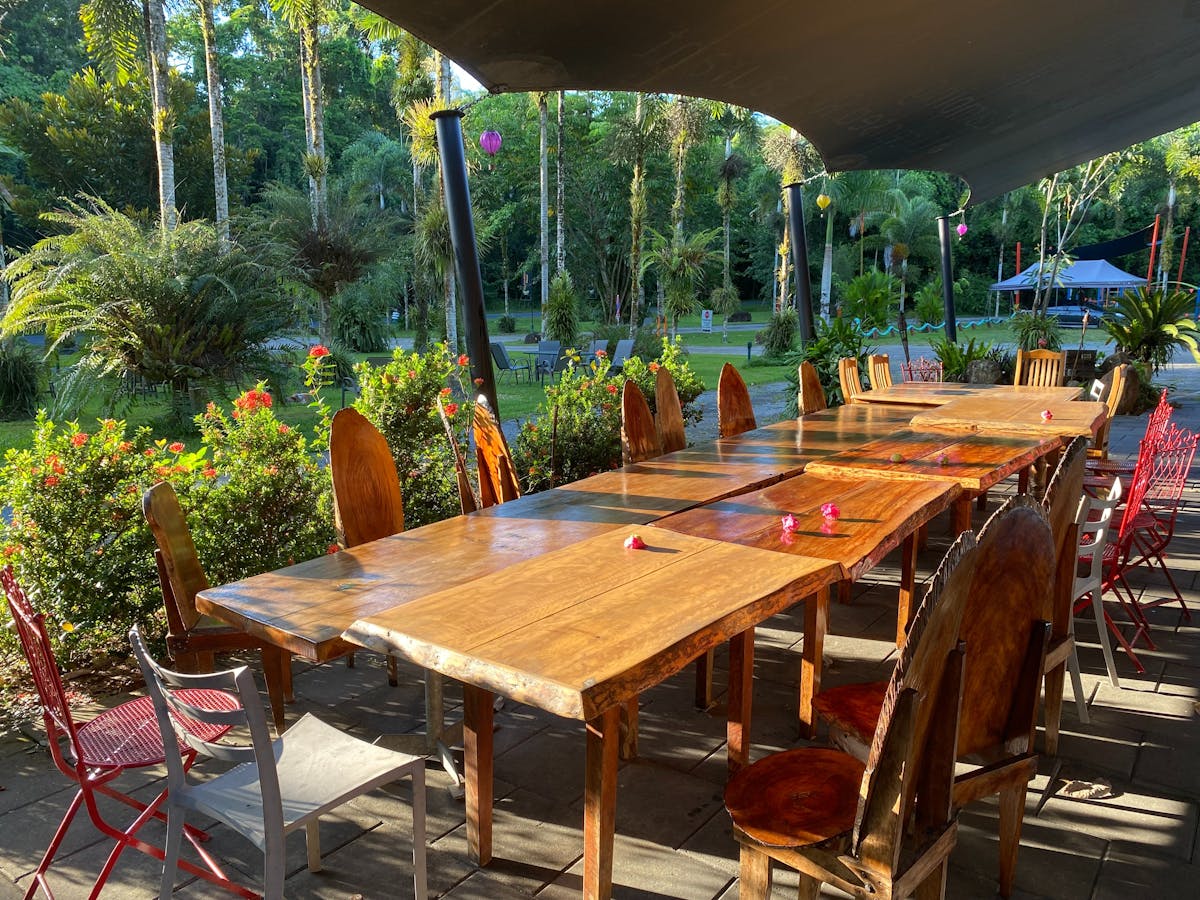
855,381,1085,408
651,473,961,733
910,393,1108,440
345,529,839,900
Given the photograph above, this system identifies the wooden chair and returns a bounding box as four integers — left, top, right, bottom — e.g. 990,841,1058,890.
1089,363,1130,459
1014,348,1066,387
814,499,1054,898
726,531,979,900
621,379,662,464
473,396,522,507
654,366,687,453
717,362,756,437
867,353,893,390
838,356,864,403
796,360,827,415
143,481,292,733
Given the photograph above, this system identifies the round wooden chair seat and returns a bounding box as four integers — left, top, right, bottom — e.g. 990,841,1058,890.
724,748,863,848
811,680,888,745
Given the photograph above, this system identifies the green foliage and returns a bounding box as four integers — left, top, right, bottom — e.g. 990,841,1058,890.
497,314,518,334
1101,287,1200,373
759,308,798,357
352,343,472,528
709,283,741,319
0,338,41,419
621,336,706,425
913,281,945,325
512,353,622,493
839,269,898,329
642,228,722,325
1011,311,1064,351
332,279,390,352
545,270,579,346
783,315,873,412
930,336,993,382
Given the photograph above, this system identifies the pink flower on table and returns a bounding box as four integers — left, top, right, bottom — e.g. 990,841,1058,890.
1041,409,1054,422
781,513,799,533
820,520,836,535
820,502,840,520
624,534,647,550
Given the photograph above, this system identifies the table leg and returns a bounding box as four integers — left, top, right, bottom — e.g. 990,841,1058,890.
727,628,755,775
952,495,973,536
799,586,830,739
463,684,494,866
897,532,919,647
584,706,620,900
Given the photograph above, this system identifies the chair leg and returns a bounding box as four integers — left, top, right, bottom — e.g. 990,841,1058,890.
976,490,988,511
997,781,1029,899
411,764,428,900
915,860,950,900
160,806,185,900
738,844,772,900
796,872,821,900
1017,466,1030,495
619,697,639,760
387,654,399,687
1087,591,1120,687
305,819,322,872
1042,662,1066,758
1067,644,1090,727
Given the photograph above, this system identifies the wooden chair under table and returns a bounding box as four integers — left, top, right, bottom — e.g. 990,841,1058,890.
1089,363,1131,460
867,353,893,390
838,356,865,403
797,360,827,415
717,362,757,437
654,366,687,453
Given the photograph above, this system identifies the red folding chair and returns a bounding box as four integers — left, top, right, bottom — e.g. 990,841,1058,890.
1,566,253,900
1087,388,1172,479
899,357,944,382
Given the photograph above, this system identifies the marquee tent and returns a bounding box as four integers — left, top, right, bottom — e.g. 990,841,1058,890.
990,259,1145,292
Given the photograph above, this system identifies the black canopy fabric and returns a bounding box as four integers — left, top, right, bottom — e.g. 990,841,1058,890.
360,0,1200,202
1070,225,1156,260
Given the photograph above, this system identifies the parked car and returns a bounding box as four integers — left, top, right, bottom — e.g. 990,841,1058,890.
1043,305,1108,327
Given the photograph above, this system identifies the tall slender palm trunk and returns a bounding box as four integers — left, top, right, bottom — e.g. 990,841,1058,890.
628,93,646,337
198,0,229,246
538,92,549,332
556,90,566,274
144,0,176,230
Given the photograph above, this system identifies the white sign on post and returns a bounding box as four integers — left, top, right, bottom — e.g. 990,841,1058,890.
700,309,713,333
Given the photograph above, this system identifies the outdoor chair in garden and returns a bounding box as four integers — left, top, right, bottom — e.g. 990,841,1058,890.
1088,388,1171,481
143,481,292,732
1089,363,1131,460
621,379,661,464
1,566,244,900
473,396,522,507
587,338,609,358
866,353,893,390
130,626,428,900
1073,477,1124,688
654,366,687,453
796,360,826,415
837,356,864,403
609,338,635,374
901,356,944,383
725,529,977,900
534,339,562,379
814,499,1054,899
489,341,531,384
717,362,756,437
1014,348,1066,387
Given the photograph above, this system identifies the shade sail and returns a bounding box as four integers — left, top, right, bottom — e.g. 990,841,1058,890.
990,259,1145,292
359,1,1200,202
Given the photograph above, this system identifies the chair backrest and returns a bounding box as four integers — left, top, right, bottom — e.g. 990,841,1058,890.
1074,477,1122,598
473,396,522,507
622,379,662,463
610,339,634,369
330,407,405,548
901,357,944,383
1115,434,1159,548
490,341,514,371
143,481,209,634
717,363,756,437
588,338,609,358
1041,436,1089,631
867,354,893,390
852,531,978,856
797,360,827,415
2,566,81,760
1014,348,1066,387
1142,424,1199,525
537,339,561,356
957,498,1054,757
654,366,687,453
838,356,864,403
1143,388,1173,447
130,626,282,824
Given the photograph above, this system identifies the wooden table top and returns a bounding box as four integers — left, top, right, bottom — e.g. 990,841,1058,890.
345,529,839,720
909,394,1107,439
855,382,1083,407
804,429,1060,492
651,474,960,581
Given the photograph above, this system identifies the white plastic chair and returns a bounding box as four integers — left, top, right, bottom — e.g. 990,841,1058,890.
130,627,428,900
1075,478,1124,687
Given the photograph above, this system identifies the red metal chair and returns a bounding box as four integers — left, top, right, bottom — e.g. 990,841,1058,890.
1,566,250,900
900,357,944,383
1087,388,1171,481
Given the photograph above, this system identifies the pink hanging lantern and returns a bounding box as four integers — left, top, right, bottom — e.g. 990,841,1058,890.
479,130,502,157
956,221,969,237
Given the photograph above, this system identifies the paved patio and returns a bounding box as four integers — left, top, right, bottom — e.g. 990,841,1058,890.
2,372,1198,899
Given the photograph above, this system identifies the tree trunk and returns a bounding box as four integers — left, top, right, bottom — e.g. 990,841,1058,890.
556,90,566,274
820,212,834,318
445,268,458,350
144,0,176,231
539,92,549,332
198,0,229,247
501,233,511,317
628,93,646,338
300,14,328,234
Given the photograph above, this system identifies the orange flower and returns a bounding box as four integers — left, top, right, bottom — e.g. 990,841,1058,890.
71,433,88,447
440,387,452,396
309,344,331,358
457,354,470,366
408,370,417,379
118,441,133,453
43,475,60,487
444,402,459,417
168,442,184,453
201,466,217,478
595,349,607,358
648,362,660,373
144,448,157,457
277,424,291,434
265,465,279,476
326,543,340,555
473,377,484,386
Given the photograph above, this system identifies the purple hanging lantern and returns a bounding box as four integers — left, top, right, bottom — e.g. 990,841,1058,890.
479,130,502,157
956,221,969,237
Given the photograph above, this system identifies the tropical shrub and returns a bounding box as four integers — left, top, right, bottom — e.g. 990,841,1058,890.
353,343,472,527
1011,311,1063,351
758,309,798,357
783,315,873,412
0,338,41,419
622,336,706,425
545,270,579,347
332,279,391,352
839,269,897,329
1102,287,1200,373
931,335,993,382
642,228,722,327
913,281,945,326
497,314,517,334
512,352,623,493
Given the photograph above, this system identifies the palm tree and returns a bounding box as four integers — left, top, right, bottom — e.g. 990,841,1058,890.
873,189,938,361
608,92,662,336
664,95,708,241
709,103,756,335
536,91,549,331
836,170,896,277
341,131,409,211
196,0,229,245
762,127,820,313
556,90,566,274
642,228,721,338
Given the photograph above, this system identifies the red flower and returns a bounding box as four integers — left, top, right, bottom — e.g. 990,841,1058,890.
440,387,452,396
201,466,218,479
309,345,331,358
595,349,607,358
473,377,485,386
43,475,59,487
278,424,291,434
168,442,184,453
71,433,88,447
606,383,618,395
326,543,340,555
408,370,417,379
457,354,470,366
118,441,133,453
144,448,157,457
444,402,459,417
648,362,660,373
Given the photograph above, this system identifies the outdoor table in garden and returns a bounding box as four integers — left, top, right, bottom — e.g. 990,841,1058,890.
805,429,1060,533
344,528,840,900
910,393,1107,440
854,382,1086,407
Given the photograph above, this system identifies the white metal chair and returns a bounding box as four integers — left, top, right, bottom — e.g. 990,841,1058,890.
1076,478,1123,687
130,627,428,900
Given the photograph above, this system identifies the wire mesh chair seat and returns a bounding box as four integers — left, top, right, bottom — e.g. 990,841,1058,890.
2,565,246,900
900,357,944,383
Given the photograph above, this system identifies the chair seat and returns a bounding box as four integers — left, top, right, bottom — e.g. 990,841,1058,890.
811,680,888,747
724,747,863,848
77,691,236,769
185,713,423,849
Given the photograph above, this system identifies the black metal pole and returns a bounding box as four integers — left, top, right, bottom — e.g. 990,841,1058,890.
937,215,958,343
784,183,815,346
432,109,499,416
